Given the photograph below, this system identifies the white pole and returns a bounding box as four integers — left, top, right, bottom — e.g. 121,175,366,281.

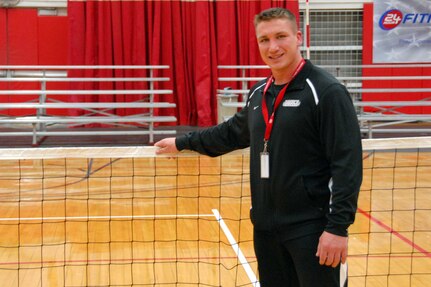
305,0,311,59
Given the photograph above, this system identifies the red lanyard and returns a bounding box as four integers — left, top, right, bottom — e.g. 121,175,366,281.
261,59,306,145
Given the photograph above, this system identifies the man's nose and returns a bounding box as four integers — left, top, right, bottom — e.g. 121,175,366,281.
268,39,279,52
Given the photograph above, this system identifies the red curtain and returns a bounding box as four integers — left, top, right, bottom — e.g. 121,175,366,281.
68,0,299,126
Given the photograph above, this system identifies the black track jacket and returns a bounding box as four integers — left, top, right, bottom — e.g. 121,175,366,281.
176,60,363,240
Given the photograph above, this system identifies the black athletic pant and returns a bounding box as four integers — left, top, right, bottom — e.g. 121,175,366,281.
253,229,348,287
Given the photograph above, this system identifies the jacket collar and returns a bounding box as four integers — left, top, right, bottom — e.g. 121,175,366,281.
286,59,313,91
259,60,313,94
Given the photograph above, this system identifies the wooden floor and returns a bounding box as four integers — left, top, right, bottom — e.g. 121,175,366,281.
0,150,430,286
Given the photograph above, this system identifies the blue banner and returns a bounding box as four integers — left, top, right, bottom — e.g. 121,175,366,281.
373,0,431,63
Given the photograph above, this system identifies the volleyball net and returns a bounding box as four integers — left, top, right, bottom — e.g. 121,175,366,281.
0,137,430,287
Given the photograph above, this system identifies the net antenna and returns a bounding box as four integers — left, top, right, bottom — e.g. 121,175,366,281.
305,0,311,59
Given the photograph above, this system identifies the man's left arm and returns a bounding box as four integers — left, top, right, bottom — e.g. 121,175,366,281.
316,83,363,267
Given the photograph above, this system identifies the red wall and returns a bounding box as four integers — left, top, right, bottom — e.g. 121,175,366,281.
362,3,431,114
0,10,6,65
0,8,68,116
0,8,68,65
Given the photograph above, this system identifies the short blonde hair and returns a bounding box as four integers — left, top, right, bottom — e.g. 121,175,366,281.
254,7,298,31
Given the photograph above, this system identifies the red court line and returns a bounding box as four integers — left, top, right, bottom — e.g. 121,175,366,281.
357,207,431,259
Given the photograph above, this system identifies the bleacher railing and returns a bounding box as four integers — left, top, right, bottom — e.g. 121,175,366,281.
0,65,177,145
217,64,431,138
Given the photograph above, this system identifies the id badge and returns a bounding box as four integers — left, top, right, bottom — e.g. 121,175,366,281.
260,152,269,178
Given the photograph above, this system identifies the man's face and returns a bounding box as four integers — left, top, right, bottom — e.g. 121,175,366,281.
256,18,303,73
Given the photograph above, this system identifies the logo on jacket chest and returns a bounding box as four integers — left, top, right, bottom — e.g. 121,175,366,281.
282,99,301,107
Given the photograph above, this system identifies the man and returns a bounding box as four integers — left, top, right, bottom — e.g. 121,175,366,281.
155,7,362,287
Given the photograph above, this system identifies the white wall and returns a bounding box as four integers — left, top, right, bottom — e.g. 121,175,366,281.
299,0,373,10
3,0,66,8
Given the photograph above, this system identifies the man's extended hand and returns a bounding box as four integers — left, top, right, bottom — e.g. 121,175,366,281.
316,231,348,268
154,137,179,155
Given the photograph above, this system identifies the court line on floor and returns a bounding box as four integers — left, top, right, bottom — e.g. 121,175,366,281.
1,254,428,267
357,207,431,259
0,214,215,221
0,256,256,266
212,208,260,287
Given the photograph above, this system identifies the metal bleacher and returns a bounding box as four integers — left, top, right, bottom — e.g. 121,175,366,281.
0,65,177,145
217,64,431,138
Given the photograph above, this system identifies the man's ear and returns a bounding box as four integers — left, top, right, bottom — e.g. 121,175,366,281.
296,31,303,46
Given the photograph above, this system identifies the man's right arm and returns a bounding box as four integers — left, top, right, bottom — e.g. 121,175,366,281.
154,105,250,157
